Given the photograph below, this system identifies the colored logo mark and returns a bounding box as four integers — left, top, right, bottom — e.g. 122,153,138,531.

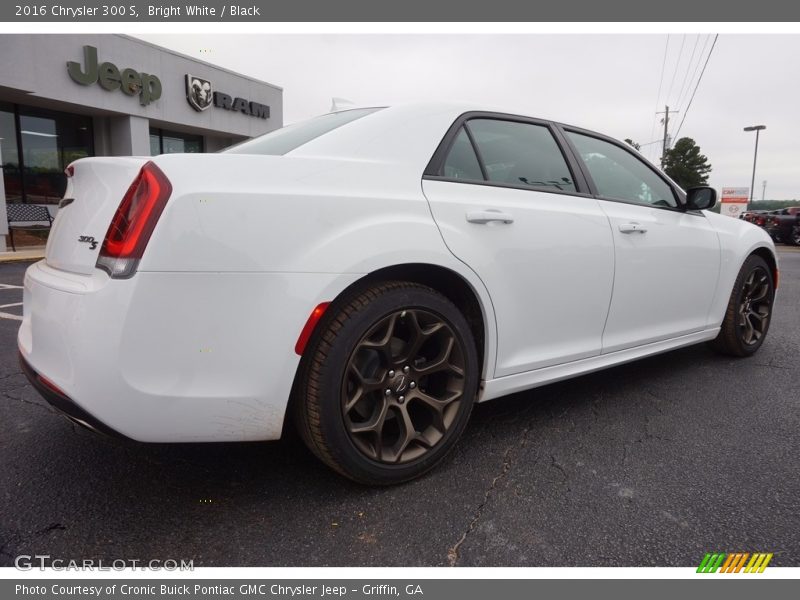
697,552,773,573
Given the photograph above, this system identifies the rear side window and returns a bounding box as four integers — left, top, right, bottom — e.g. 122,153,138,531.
465,119,576,193
567,131,677,208
224,108,383,156
442,128,484,180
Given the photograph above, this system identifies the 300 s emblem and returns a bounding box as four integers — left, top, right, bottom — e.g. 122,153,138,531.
78,235,98,250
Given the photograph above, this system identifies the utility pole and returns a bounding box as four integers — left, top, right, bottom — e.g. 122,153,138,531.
762,180,767,201
657,106,678,167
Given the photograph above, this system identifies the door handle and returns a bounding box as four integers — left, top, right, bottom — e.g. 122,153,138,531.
466,210,514,225
618,222,647,234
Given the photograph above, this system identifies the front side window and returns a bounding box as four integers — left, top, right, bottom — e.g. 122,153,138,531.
567,132,677,208
466,119,576,193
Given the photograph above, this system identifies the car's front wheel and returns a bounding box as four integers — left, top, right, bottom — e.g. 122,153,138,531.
294,281,479,485
709,254,775,357
790,225,800,246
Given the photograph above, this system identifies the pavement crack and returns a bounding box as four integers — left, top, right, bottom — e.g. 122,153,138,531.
550,454,569,487
0,524,66,561
38,523,66,534
1,390,51,413
753,362,792,371
446,422,532,567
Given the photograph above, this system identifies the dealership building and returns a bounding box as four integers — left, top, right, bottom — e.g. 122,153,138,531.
0,34,283,250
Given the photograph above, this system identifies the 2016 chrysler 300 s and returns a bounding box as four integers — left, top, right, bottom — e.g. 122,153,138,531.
19,103,778,484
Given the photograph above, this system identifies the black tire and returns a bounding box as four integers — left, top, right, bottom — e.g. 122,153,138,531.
708,254,775,357
790,225,800,247
293,281,479,485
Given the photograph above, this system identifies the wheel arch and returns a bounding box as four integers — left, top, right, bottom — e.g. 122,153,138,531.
352,263,490,378
750,246,779,289
285,262,496,437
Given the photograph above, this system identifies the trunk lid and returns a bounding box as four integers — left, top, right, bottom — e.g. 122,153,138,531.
45,157,148,275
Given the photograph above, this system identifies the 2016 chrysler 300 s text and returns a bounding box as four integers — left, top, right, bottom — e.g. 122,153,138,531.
19,103,778,484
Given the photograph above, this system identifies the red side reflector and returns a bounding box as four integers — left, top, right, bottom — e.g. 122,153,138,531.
64,165,74,177
295,302,331,356
774,268,779,290
38,374,67,398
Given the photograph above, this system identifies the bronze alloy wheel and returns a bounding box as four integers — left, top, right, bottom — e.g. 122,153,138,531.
709,254,775,357
295,280,478,484
341,308,466,464
738,266,773,346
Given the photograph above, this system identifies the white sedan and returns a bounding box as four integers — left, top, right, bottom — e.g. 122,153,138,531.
19,103,777,484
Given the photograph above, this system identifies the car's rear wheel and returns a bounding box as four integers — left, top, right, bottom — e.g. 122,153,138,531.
709,254,775,357
294,281,479,485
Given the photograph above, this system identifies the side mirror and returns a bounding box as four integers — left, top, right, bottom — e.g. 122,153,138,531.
685,186,717,211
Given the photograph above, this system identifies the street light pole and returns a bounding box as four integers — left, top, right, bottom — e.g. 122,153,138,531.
744,125,766,206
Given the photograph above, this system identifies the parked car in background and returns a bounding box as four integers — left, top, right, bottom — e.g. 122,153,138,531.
766,207,800,245
751,212,771,228
741,210,763,224
18,103,779,484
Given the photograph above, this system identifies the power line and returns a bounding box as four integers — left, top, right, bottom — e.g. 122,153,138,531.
664,34,686,108
674,34,719,140
649,35,670,162
677,34,711,111
674,34,701,109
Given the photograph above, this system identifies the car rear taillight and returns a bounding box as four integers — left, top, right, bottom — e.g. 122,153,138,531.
96,161,172,279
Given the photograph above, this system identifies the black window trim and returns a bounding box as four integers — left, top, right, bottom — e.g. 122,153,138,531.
556,123,701,215
423,111,593,199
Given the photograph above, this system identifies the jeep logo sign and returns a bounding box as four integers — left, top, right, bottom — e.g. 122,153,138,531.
67,46,162,106
185,74,270,119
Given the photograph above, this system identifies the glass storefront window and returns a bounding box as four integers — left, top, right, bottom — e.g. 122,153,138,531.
1,104,93,205
149,132,161,157
0,102,22,203
20,114,61,203
150,128,203,155
19,106,93,204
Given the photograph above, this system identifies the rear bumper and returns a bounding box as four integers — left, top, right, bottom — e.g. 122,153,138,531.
18,352,125,439
19,260,358,442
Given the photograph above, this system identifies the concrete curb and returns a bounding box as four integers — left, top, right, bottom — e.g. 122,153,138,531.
0,248,45,263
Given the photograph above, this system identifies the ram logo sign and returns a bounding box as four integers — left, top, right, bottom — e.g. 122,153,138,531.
184,74,270,119
186,75,213,111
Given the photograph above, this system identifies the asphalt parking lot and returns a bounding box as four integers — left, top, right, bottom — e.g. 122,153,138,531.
1,250,798,568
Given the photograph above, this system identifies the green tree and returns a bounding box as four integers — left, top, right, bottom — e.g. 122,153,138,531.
624,138,641,151
662,137,712,189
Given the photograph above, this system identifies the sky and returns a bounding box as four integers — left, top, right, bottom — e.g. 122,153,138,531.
141,34,799,200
